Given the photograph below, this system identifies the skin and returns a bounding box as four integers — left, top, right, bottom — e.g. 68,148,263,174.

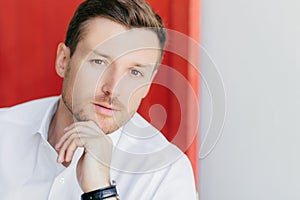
47,17,161,193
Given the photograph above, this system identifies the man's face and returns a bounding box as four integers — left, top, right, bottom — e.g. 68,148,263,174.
59,17,161,134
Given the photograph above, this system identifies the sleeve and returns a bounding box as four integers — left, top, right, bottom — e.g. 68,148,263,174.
152,155,198,200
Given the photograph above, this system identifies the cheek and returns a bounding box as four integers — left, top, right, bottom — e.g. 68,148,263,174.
117,75,152,101
127,86,149,109
73,69,102,96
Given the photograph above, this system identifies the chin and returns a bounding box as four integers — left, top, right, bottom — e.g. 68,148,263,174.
94,117,120,134
100,113,135,132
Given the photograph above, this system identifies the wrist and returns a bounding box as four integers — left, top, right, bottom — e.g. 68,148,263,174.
81,176,110,193
81,181,119,200
78,161,111,192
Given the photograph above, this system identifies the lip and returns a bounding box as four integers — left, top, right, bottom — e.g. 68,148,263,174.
93,103,119,116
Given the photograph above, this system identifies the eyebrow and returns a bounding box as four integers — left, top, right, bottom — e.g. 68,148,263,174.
92,50,112,61
92,49,155,68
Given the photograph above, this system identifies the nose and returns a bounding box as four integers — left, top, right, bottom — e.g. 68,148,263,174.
99,65,121,97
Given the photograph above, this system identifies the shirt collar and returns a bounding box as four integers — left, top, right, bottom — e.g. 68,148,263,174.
36,97,59,141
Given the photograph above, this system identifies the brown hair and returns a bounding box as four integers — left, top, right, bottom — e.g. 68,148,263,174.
65,0,166,58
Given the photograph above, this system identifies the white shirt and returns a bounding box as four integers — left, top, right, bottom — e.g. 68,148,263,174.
0,97,197,200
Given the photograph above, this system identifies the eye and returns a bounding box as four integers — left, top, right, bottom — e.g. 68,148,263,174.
130,69,143,77
91,59,106,65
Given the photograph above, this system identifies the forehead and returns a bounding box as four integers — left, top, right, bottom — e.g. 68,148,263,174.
78,17,161,62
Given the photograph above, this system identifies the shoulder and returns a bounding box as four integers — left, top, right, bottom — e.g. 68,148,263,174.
130,113,195,175
115,113,191,173
132,115,196,200
151,153,198,199
123,113,175,152
0,96,59,125
0,96,59,135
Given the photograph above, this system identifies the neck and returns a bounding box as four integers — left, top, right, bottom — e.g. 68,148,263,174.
48,97,74,149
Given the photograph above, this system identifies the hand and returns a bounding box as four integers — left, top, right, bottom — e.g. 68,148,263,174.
55,121,113,192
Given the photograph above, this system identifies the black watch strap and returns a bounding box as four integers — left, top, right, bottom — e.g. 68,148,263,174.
81,185,119,200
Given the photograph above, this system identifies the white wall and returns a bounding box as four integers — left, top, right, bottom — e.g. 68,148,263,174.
199,0,300,199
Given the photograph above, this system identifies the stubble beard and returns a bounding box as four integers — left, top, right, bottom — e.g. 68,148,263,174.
61,91,137,134
61,92,88,122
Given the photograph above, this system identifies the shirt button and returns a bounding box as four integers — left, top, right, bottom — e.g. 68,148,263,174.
59,177,65,184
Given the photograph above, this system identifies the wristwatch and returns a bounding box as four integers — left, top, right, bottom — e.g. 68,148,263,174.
81,183,120,200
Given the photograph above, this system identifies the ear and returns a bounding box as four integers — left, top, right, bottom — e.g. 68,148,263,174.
55,43,71,78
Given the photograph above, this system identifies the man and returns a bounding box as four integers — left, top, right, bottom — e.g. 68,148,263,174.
0,0,197,199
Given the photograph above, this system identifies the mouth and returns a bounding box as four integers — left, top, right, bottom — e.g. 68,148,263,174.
93,102,119,116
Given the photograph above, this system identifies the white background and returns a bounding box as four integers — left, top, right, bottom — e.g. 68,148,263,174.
199,0,300,199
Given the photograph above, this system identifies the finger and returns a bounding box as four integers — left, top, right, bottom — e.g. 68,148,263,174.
55,130,75,150
56,121,107,163
69,121,104,135
85,121,103,133
57,132,85,163
56,124,93,150
63,123,76,132
65,137,86,162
